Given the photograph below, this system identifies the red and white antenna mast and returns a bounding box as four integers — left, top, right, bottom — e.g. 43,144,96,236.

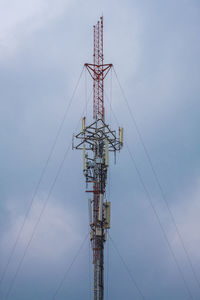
73,16,123,300
85,16,112,120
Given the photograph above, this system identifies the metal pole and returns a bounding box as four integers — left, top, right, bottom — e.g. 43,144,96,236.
73,16,123,300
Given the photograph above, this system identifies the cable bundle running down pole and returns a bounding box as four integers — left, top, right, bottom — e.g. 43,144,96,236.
73,16,123,300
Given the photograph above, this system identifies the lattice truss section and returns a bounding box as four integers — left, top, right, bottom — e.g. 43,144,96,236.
72,16,123,300
73,119,121,151
73,119,123,190
85,16,112,120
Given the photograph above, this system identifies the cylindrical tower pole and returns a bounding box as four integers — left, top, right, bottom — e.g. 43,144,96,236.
73,16,123,300
92,16,105,300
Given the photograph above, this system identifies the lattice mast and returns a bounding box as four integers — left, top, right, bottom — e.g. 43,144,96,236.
73,16,123,300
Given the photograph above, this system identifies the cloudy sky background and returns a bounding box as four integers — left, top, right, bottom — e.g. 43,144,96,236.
0,0,200,299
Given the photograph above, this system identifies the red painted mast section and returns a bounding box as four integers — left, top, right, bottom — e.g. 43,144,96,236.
86,16,112,121
74,16,123,300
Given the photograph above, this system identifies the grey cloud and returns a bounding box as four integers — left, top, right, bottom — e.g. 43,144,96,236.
0,0,200,299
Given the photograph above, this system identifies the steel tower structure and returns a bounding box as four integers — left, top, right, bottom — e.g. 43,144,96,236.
73,16,123,300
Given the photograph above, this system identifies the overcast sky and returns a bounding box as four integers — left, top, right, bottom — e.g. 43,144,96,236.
0,0,200,299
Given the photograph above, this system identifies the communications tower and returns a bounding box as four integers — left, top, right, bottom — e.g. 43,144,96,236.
73,16,123,300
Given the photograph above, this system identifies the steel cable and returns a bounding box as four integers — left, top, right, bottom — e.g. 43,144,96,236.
125,142,194,300
106,231,110,300
0,66,84,288
108,233,146,300
106,96,194,300
4,141,72,300
4,73,92,300
51,233,89,300
113,67,200,292
88,230,92,300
